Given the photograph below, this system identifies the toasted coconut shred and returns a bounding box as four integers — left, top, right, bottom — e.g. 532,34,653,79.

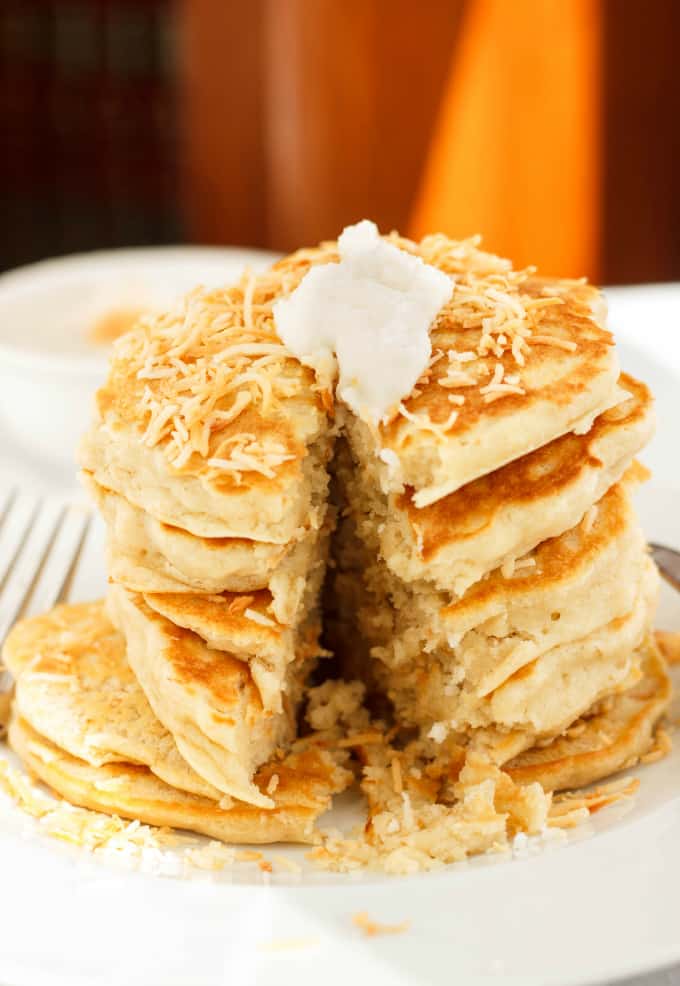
112,264,319,480
352,912,410,937
369,233,576,440
111,232,576,474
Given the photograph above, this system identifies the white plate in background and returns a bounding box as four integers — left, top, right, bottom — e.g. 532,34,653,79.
0,284,679,986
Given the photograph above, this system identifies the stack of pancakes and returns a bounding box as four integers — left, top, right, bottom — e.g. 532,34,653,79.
77,268,340,810
4,601,351,843
1,232,672,860
327,242,659,764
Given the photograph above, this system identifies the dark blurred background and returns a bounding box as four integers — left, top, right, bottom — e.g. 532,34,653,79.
1,0,679,283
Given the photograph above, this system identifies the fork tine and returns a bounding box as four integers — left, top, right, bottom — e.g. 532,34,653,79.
0,491,40,588
27,506,91,616
649,543,680,594
0,499,63,646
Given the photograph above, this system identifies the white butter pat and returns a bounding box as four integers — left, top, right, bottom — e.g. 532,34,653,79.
273,220,453,422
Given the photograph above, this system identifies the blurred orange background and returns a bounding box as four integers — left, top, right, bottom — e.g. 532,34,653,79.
2,0,679,283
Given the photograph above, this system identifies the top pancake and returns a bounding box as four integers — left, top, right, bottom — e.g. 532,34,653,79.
276,234,619,506
370,374,654,594
80,232,618,540
79,269,332,541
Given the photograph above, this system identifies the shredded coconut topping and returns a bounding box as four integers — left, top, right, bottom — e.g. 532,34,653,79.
107,266,319,479
380,232,588,437
102,226,590,472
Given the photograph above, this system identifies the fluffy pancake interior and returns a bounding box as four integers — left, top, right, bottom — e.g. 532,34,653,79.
328,463,659,741
337,374,653,595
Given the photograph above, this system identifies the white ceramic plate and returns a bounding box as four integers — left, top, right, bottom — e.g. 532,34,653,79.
1,284,679,986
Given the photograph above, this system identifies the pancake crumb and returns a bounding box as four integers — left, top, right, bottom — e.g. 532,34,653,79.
184,841,237,871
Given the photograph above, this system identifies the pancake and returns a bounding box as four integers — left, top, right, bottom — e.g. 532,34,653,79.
340,472,648,657
432,477,649,688
331,470,655,720
107,585,301,807
79,270,333,542
354,254,618,506
2,601,220,800
380,561,657,738
10,717,350,845
83,475,325,620
143,574,324,713
505,634,671,791
273,234,619,507
342,375,653,594
80,233,618,544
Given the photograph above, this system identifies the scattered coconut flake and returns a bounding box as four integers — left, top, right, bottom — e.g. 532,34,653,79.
184,841,237,871
352,911,411,937
427,722,449,744
243,608,277,628
581,505,599,534
266,773,280,795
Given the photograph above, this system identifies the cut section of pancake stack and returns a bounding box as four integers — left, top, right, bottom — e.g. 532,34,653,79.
1,230,673,869
327,240,661,770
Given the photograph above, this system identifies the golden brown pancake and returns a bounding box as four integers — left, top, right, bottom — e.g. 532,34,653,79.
505,634,671,791
330,471,659,742
79,269,333,542
379,566,657,739
107,585,301,807
340,375,653,594
83,473,303,598
271,235,619,508
2,600,220,800
143,582,323,713
362,263,618,506
10,717,350,845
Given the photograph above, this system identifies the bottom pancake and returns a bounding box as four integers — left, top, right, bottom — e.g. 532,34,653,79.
504,634,672,791
9,717,350,845
2,601,222,801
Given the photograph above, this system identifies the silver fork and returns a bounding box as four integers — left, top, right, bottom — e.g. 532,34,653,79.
650,543,680,594
0,489,91,694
